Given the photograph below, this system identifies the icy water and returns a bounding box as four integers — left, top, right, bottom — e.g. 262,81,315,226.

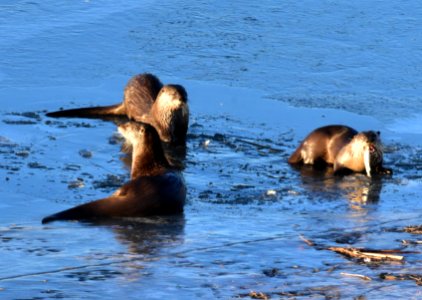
1,1,422,299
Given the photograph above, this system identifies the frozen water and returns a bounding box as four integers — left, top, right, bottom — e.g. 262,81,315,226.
388,114,422,135
0,1,421,299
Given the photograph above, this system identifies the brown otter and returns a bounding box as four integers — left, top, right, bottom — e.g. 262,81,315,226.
46,73,190,147
41,122,186,224
288,125,392,177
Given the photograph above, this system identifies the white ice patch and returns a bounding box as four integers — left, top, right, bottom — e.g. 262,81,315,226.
388,115,422,135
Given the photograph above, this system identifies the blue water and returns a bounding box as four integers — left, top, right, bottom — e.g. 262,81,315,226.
0,1,421,299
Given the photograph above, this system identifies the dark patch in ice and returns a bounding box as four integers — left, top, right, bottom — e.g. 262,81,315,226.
8,111,43,121
262,268,282,278
65,269,124,282
44,119,97,129
78,149,92,159
0,136,18,148
68,179,85,189
15,150,30,158
108,133,125,145
3,119,37,125
27,162,50,169
63,164,81,171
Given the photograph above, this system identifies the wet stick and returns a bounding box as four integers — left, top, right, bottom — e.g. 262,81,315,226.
340,272,371,281
404,225,422,234
327,247,404,262
299,235,409,261
380,273,422,286
299,234,315,246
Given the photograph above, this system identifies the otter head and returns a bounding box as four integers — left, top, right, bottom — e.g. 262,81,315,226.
118,122,169,177
118,122,145,146
359,131,383,177
153,84,189,145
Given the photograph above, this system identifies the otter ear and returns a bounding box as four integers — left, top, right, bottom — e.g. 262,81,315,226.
139,125,146,136
376,131,380,136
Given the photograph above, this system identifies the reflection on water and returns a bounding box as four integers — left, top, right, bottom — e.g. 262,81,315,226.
59,216,186,284
90,216,186,256
290,164,383,208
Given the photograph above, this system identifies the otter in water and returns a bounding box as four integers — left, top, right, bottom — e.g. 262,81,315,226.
42,122,186,224
46,73,189,147
288,125,392,177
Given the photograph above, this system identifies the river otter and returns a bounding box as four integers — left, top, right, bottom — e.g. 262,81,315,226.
288,125,392,177
46,73,189,146
42,122,186,224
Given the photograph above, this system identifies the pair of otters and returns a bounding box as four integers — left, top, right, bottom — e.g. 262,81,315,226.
42,74,189,224
42,74,391,224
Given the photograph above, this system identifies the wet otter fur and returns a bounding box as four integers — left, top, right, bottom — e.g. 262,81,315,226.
288,125,392,177
42,122,186,224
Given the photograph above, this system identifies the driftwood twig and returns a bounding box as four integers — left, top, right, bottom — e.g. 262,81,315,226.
328,246,404,262
299,235,407,262
380,273,422,286
299,234,315,247
340,272,371,281
248,291,269,300
404,225,422,234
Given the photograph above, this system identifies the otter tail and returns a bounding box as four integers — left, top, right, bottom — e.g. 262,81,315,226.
288,145,303,164
46,103,125,119
42,205,95,224
42,211,71,224
41,197,119,224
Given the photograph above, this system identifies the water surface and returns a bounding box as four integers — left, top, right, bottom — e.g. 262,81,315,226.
0,1,421,299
